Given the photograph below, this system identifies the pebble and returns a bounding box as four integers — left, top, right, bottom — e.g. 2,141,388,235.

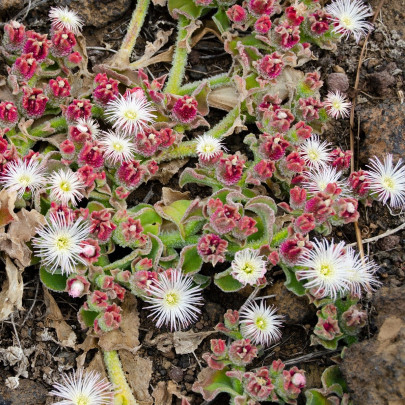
195,322,204,330
184,374,194,383
169,367,184,383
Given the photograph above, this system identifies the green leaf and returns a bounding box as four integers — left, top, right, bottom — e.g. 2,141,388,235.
212,8,230,34
87,201,107,213
322,365,347,394
39,267,68,292
79,308,98,328
280,263,306,296
168,0,203,19
214,269,243,292
193,273,211,289
179,245,203,274
305,389,330,405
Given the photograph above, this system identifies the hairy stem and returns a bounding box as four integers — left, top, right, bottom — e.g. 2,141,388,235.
155,105,240,162
164,15,190,94
159,232,199,248
102,250,139,271
111,0,151,67
103,350,138,405
177,73,230,95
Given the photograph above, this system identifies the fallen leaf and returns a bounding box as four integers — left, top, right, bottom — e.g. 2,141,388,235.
119,350,153,405
0,189,17,227
43,287,77,349
76,335,98,369
162,188,190,206
144,331,174,354
98,294,140,352
150,159,189,184
208,86,238,111
173,330,215,354
0,257,24,321
153,381,191,405
87,351,108,380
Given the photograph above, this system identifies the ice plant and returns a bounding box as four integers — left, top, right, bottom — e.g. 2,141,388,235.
104,92,155,136
324,91,352,119
98,130,135,165
195,134,224,162
326,0,373,43
49,368,114,404
297,239,349,299
145,270,204,331
303,166,346,195
48,168,84,206
32,214,90,275
365,154,405,209
231,248,267,286
49,6,84,35
239,300,283,347
0,158,46,198
299,135,331,169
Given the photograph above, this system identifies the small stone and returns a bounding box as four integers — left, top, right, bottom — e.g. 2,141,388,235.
366,71,396,96
333,65,345,73
195,322,204,330
179,355,190,369
169,367,184,383
162,360,171,369
326,72,349,94
184,374,194,383
377,235,400,251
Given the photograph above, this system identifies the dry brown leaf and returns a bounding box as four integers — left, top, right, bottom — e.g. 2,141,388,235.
0,257,24,321
76,335,98,369
150,159,189,184
153,381,191,405
120,350,153,405
173,330,215,355
130,46,175,70
87,351,108,380
208,86,238,111
0,74,15,103
43,287,77,349
0,189,18,227
98,294,140,352
162,188,190,206
151,0,166,6
144,331,174,354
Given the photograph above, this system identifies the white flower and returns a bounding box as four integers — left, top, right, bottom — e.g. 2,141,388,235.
345,246,380,296
48,168,84,206
98,130,135,165
231,248,267,286
195,134,224,160
76,118,100,138
303,166,348,195
324,91,352,119
299,135,332,169
297,238,349,299
365,155,405,209
32,214,90,275
0,159,46,198
49,369,114,405
326,0,373,43
49,7,84,35
104,93,155,136
145,270,204,331
240,300,283,346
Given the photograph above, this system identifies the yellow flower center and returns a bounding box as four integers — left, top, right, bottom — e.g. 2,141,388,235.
17,174,32,187
255,317,267,330
256,377,267,386
165,292,179,307
60,181,71,192
55,235,71,251
202,143,216,153
320,263,332,276
308,149,320,161
242,263,255,274
382,176,395,191
124,110,138,120
340,15,354,29
113,142,124,152
332,100,342,110
75,394,91,405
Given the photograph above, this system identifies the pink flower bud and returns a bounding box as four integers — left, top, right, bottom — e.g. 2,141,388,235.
172,95,198,124
12,53,37,80
96,303,122,333
117,270,131,283
314,314,342,340
197,234,228,266
226,5,247,23
229,339,258,366
210,339,227,356
298,97,324,121
93,74,119,107
77,165,97,189
275,22,300,49
341,305,367,329
120,217,144,242
330,148,352,171
47,76,71,99
90,209,117,242
68,122,93,144
51,28,76,57
112,283,126,301
157,128,176,149
280,234,312,265
115,186,130,200
349,170,370,197
304,192,335,224
285,6,304,26
233,216,258,239
286,152,305,173
49,202,75,224
256,52,284,80
67,51,82,65
291,372,306,388
115,159,144,190
335,197,359,223
294,121,312,140
216,153,245,185
294,213,316,234
78,141,105,170
209,201,241,234
260,134,289,160
60,139,76,160
88,290,109,311
23,31,50,62
308,10,331,35
67,275,90,298
134,128,160,157
290,186,306,209
95,275,114,290
21,87,48,119
244,367,275,402
79,239,101,264
65,99,92,123
135,258,153,271
3,21,26,52
248,0,275,16
132,270,158,295
303,72,323,92
255,15,272,34
0,101,18,128
224,309,239,329
254,159,275,181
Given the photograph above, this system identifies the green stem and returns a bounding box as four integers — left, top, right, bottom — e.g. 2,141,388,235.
111,0,151,66
102,250,139,271
159,232,199,248
155,105,240,163
164,15,190,94
177,73,230,95
103,350,138,405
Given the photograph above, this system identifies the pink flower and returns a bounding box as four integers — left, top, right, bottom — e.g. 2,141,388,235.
197,234,228,266
51,27,76,57
294,213,316,234
254,159,275,181
335,197,359,223
243,367,275,401
66,275,90,298
309,10,331,35
21,87,48,119
78,141,104,170
3,21,26,51
208,200,241,234
93,74,119,107
79,239,101,264
47,76,71,99
226,5,247,23
216,153,245,186
120,217,145,243
228,339,258,366
256,52,284,80
115,159,144,190
23,31,50,61
172,95,198,124
248,0,275,16
65,99,92,123
255,15,272,34
304,192,335,224
275,21,300,49
90,209,117,242
330,148,352,171
298,97,324,121
12,53,37,80
280,234,313,265
0,101,18,128
285,6,304,26
157,128,176,149
134,128,160,157
260,134,289,161
348,170,370,196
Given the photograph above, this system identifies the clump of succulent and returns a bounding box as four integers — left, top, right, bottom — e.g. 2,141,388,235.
0,0,402,402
